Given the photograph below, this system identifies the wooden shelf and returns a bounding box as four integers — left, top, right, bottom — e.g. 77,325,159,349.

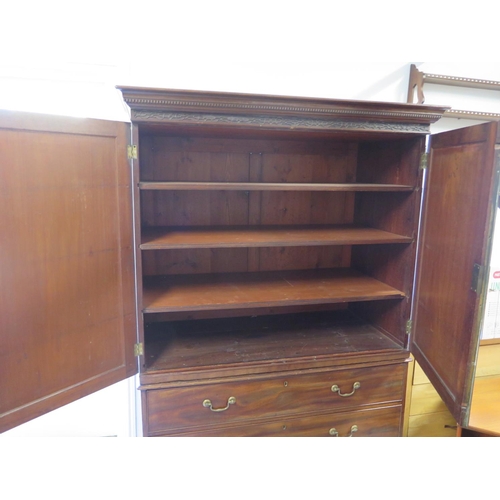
139,181,414,192
142,311,405,381
140,225,413,250
142,268,405,313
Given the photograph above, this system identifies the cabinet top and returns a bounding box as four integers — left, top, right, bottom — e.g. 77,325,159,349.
117,86,449,137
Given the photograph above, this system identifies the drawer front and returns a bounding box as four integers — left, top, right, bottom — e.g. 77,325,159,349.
158,405,403,437
145,363,405,435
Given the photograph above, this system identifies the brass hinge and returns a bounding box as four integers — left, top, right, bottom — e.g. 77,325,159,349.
127,145,138,160
471,263,485,293
405,319,412,335
134,342,144,356
419,153,428,170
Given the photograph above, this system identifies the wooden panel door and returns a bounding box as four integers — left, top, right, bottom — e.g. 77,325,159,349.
412,122,499,427
0,110,137,433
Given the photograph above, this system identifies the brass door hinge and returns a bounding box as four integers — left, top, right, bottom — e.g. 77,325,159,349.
128,145,138,160
419,153,428,170
406,319,412,335
134,342,144,356
471,263,485,293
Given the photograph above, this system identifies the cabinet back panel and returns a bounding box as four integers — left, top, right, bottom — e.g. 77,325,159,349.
139,134,359,229
258,191,354,225
139,134,356,155
142,248,249,275
259,191,354,225
141,149,250,182
142,246,348,276
248,246,348,272
139,135,357,181
141,191,250,226
260,152,357,183
141,190,354,227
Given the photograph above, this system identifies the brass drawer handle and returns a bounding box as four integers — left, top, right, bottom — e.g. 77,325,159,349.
347,424,358,437
331,381,361,397
202,396,236,412
329,425,359,437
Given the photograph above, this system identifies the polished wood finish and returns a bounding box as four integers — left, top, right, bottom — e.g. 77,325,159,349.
119,87,447,436
141,247,347,279
118,85,447,130
142,268,406,313
145,365,404,436
140,224,413,249
412,122,499,427
141,311,407,384
154,405,403,437
0,110,136,433
139,181,415,191
3,85,498,437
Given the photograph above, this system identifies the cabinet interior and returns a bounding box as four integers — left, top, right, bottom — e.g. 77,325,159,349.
136,126,423,383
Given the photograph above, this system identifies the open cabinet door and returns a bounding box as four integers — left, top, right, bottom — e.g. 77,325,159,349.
0,110,138,433
412,122,499,427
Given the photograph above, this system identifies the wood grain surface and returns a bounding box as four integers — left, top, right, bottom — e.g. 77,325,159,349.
142,268,406,313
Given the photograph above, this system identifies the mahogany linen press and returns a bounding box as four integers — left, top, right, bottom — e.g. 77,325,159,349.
1,87,498,436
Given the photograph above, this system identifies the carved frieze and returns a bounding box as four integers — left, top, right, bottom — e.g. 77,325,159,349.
131,110,429,133
118,86,448,134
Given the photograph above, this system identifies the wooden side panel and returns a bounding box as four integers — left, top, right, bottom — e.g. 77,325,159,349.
0,111,137,433
351,137,425,346
412,122,499,426
356,138,423,186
